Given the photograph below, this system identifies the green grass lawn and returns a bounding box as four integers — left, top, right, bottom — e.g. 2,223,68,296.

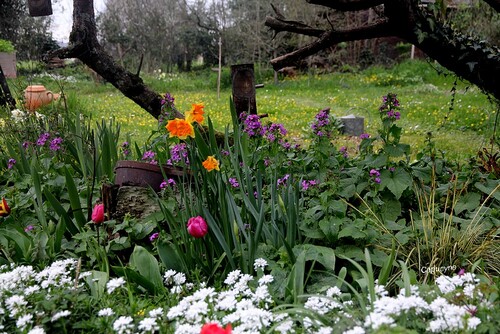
10,60,497,161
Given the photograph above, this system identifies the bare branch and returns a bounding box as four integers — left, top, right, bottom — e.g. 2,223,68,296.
270,20,391,70
265,16,325,37
306,0,385,11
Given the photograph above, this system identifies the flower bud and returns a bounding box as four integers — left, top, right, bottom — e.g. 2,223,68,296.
91,203,105,224
187,216,208,238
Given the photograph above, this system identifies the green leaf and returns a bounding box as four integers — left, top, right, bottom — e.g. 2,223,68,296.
380,168,412,199
338,224,366,240
112,266,157,294
43,188,80,235
379,197,402,222
454,192,481,215
129,245,164,292
84,271,109,299
319,218,340,242
157,240,185,273
298,244,336,271
65,167,87,228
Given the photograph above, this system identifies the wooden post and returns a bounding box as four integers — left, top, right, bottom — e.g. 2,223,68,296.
27,0,53,17
0,64,16,110
231,64,257,118
217,36,222,99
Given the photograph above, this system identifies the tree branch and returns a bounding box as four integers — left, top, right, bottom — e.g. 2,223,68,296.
269,20,391,70
265,16,325,37
306,0,385,11
47,0,182,119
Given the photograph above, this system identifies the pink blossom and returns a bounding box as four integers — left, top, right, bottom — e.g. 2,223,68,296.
91,203,105,224
187,216,208,238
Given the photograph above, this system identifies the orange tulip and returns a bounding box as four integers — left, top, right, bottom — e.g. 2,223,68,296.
0,198,11,217
186,103,205,124
202,156,220,172
166,118,195,140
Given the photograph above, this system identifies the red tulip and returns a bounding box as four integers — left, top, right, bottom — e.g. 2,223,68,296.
187,216,208,238
0,198,11,217
200,323,232,334
91,203,105,224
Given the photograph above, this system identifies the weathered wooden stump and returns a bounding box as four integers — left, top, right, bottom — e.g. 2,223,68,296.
231,64,257,118
102,183,160,222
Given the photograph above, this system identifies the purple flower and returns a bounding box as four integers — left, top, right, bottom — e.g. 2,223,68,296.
149,232,159,242
359,133,370,140
7,158,16,169
241,113,264,137
161,93,175,105
49,137,63,151
37,132,50,146
370,169,381,177
142,150,156,161
389,167,396,172
142,150,158,165
374,177,381,184
170,143,189,164
24,225,34,232
311,108,333,138
280,140,291,150
458,268,466,276
160,178,176,190
229,177,239,188
301,179,319,191
122,141,129,148
264,158,271,167
379,93,401,121
221,149,230,156
22,141,30,149
277,174,290,187
339,146,348,158
264,123,287,142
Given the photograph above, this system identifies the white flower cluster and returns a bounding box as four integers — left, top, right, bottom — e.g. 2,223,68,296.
167,258,303,334
0,259,86,334
343,272,484,333
10,109,45,122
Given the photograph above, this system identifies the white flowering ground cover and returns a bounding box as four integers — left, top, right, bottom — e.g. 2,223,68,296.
0,258,497,333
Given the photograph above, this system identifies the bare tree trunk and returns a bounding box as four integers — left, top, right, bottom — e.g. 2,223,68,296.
48,0,182,119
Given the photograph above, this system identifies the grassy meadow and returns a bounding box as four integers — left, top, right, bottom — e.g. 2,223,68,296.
9,59,498,161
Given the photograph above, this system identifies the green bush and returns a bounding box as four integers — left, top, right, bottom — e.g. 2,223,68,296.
0,39,15,53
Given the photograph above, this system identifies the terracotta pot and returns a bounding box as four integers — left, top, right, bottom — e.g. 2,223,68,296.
114,160,187,192
24,85,60,112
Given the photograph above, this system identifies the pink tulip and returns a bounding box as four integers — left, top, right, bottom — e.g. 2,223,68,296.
91,203,105,224
187,216,208,238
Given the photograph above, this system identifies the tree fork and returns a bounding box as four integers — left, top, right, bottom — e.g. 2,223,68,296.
47,0,181,119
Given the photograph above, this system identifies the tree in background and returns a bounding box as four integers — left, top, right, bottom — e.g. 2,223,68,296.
265,0,500,100
0,0,56,60
49,0,500,119
99,0,212,72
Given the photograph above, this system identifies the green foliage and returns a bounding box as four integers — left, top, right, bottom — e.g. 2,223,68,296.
0,39,15,53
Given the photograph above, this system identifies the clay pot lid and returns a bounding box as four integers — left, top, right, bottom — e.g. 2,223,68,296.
25,85,46,92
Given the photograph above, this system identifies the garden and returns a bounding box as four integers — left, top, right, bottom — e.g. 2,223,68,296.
0,60,499,334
